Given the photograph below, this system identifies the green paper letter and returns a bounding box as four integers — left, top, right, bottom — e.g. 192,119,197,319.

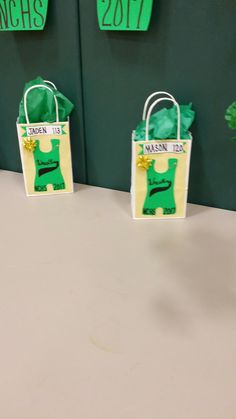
97,0,153,31
0,0,48,31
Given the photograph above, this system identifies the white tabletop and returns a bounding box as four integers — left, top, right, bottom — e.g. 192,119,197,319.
0,170,235,419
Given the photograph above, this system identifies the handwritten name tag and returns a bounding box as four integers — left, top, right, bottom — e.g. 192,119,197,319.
25,125,63,137
143,142,185,154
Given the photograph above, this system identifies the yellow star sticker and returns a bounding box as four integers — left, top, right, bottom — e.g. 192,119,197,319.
136,155,152,170
23,138,37,152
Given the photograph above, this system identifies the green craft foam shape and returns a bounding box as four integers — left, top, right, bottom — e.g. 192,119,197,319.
143,158,178,216
33,139,65,192
0,0,48,31
97,0,153,31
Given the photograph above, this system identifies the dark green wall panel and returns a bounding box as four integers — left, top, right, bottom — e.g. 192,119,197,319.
0,0,87,183
0,0,235,210
79,0,236,210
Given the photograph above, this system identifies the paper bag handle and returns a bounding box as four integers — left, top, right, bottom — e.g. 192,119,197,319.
142,91,175,121
145,97,181,141
24,84,59,124
44,80,57,90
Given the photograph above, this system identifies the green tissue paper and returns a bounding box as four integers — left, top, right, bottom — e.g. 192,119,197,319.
19,77,74,123
134,103,195,141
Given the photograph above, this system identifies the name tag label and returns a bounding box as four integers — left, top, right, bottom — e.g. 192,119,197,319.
25,125,63,137
143,142,184,154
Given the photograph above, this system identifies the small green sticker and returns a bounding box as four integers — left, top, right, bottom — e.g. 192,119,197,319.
97,0,154,31
139,144,144,155
0,0,48,31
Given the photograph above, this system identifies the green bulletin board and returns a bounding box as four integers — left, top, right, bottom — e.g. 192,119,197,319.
0,0,235,211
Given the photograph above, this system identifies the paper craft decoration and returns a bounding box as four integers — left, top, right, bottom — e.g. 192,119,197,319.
225,101,236,142
0,0,48,31
97,0,153,31
131,92,192,219
17,82,73,196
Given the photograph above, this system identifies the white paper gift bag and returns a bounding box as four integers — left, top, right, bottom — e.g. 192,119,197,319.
131,92,192,219
17,82,73,197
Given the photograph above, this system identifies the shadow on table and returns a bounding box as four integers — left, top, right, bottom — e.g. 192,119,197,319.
111,190,131,217
187,203,212,217
111,190,213,219
73,183,92,193
149,227,236,333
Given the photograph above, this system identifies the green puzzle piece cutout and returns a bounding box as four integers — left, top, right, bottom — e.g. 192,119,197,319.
33,139,65,193
97,0,154,31
143,158,178,216
0,0,48,31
